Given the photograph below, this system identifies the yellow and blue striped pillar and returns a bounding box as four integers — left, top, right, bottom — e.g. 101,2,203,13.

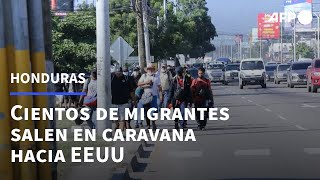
3,0,20,179
0,0,14,179
11,0,37,179
27,0,51,179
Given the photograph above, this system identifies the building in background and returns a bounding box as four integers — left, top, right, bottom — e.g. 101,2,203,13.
74,0,96,11
251,28,259,43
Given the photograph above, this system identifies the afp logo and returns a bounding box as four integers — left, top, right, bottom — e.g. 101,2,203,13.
267,10,313,25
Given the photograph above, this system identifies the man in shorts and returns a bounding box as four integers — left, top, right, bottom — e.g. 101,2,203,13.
111,66,136,131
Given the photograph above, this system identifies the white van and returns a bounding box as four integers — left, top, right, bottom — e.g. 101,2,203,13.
239,59,267,89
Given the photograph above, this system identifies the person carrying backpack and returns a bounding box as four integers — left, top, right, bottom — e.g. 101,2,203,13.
78,68,97,129
191,67,214,131
138,63,161,130
169,66,192,130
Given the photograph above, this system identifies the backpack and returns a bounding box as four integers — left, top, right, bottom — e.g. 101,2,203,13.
83,78,97,107
173,76,186,101
140,74,154,105
195,78,211,99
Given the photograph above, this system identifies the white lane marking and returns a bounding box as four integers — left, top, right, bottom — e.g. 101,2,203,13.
265,108,272,112
295,125,307,131
241,97,246,99
278,115,287,120
168,151,203,158
304,148,320,155
234,149,271,156
247,100,253,103
301,104,319,108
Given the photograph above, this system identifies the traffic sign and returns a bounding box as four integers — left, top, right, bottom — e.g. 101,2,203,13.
110,37,134,66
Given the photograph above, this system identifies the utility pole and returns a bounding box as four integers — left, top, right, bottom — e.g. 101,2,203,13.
96,0,112,135
260,39,262,59
316,13,320,58
163,0,167,21
142,0,151,64
280,21,283,63
293,22,296,61
240,39,242,59
135,0,146,72
231,45,233,60
174,0,177,15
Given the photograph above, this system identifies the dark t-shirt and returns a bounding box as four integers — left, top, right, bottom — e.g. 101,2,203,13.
111,74,134,105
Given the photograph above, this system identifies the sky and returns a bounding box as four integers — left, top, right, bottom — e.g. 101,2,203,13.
207,0,284,35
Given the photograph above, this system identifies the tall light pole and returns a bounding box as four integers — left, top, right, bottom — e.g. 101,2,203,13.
240,38,242,59
260,39,262,59
96,0,112,135
142,0,151,64
231,45,233,60
315,13,320,58
293,17,297,61
280,21,283,63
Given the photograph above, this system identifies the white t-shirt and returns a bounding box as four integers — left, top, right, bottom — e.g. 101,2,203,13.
160,71,172,91
138,73,161,96
83,78,97,97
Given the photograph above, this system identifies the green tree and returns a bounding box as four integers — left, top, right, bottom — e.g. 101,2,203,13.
295,42,315,59
52,5,96,73
149,0,217,59
176,0,217,58
52,0,217,72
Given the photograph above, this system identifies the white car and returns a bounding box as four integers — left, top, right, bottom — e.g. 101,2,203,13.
206,63,225,83
239,59,267,89
223,63,240,85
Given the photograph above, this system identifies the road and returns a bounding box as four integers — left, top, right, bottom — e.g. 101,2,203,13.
141,82,320,180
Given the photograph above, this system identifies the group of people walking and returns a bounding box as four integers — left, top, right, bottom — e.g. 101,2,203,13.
76,61,214,131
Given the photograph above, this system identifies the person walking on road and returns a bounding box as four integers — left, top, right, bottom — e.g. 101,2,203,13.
169,66,192,130
79,68,98,129
191,67,214,131
138,64,161,130
123,66,137,129
111,66,136,131
159,62,173,108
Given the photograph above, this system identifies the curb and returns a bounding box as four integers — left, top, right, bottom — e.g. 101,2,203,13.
111,141,154,180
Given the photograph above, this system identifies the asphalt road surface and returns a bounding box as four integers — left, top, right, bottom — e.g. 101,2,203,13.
141,82,320,180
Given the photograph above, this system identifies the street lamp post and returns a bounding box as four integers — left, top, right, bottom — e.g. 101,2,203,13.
280,21,283,63
260,39,262,59
316,14,320,58
293,18,297,61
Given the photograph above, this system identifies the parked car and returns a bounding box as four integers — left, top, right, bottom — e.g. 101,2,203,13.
239,59,266,89
306,59,320,93
223,63,240,85
274,64,291,84
265,65,277,82
287,61,312,88
206,63,225,83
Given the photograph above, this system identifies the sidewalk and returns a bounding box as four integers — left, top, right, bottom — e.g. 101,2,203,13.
57,123,141,180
